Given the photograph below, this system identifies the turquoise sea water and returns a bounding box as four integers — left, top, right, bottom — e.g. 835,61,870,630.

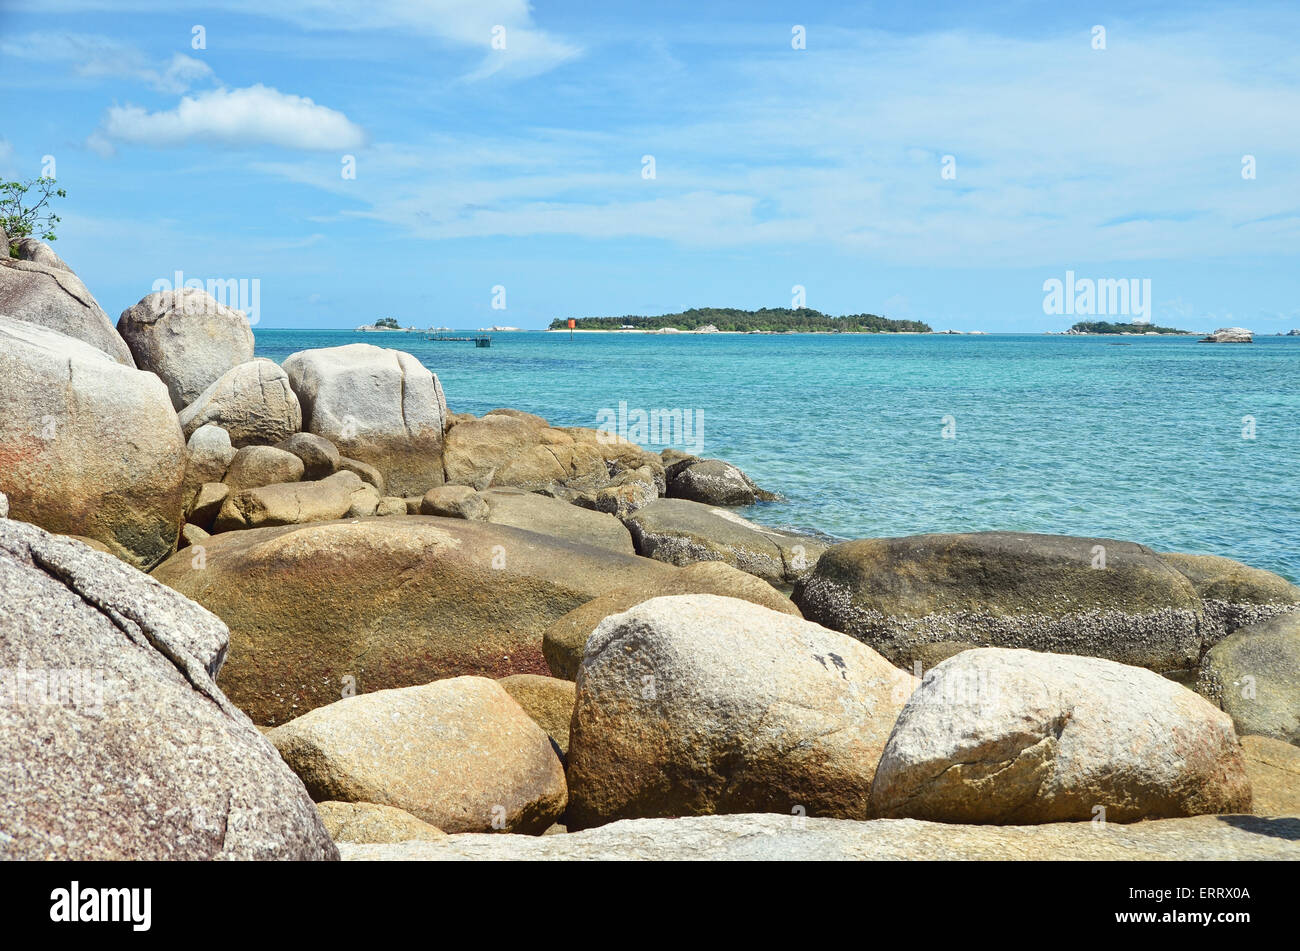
255,330,1300,582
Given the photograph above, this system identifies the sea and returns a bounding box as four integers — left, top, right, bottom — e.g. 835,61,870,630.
254,330,1300,583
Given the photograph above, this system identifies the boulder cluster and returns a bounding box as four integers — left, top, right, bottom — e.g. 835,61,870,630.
0,243,1296,860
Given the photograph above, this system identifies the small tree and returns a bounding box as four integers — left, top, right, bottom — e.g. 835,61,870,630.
2,178,66,255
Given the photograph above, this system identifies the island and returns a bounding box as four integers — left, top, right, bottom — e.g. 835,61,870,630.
548,307,932,333
1064,321,1191,335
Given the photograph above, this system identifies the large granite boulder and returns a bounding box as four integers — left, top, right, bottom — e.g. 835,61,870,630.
420,484,489,520
0,315,185,569
479,487,634,555
795,532,1205,674
667,458,776,505
1240,735,1300,815
565,595,918,830
869,648,1251,823
150,516,685,724
1197,613,1299,745
0,254,133,364
339,813,1298,861
543,560,802,679
283,344,446,497
178,359,302,447
625,497,827,585
0,519,337,859
442,415,608,498
269,677,566,834
1160,552,1300,644
10,237,71,271
116,288,255,410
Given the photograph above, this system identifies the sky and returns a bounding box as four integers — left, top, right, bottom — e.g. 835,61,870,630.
1,0,1297,332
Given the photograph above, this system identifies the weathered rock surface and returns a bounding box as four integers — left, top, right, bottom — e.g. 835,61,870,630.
1198,613,1299,745
0,519,337,859
283,344,446,497
116,288,255,410
420,484,489,520
1241,735,1300,815
151,516,684,724
480,487,634,555
0,255,134,364
269,677,566,834
795,532,1205,673
0,315,184,569
442,415,608,498
625,497,826,585
222,445,305,492
178,358,302,447
566,595,917,830
316,801,447,843
181,423,237,504
185,482,229,530
1160,551,1300,644
498,674,576,756
213,471,361,533
543,560,802,679
340,812,1300,860
668,457,776,505
10,237,70,272
275,432,341,480
338,456,385,495
870,648,1251,824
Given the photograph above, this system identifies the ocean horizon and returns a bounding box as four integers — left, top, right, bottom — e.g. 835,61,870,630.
254,329,1300,582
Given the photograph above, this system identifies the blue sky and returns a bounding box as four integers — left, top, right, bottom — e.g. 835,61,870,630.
1,0,1297,331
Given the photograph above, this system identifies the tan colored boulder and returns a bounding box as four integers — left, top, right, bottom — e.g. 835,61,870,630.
442,415,608,497
316,801,446,843
268,677,566,834
347,482,381,518
498,674,576,756
275,432,341,480
185,481,229,530
213,471,360,533
283,344,446,496
796,532,1206,673
223,445,305,492
544,560,801,679
179,523,211,548
668,458,776,505
421,484,488,520
338,456,385,494
869,648,1251,824
150,516,685,724
480,487,633,554
566,595,918,830
116,288,255,410
375,496,407,516
0,315,185,569
1240,735,1300,815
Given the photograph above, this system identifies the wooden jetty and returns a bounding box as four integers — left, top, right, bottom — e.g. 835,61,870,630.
421,332,492,347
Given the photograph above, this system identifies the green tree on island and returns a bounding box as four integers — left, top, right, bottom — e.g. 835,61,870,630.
2,177,66,256
550,307,932,333
374,317,401,329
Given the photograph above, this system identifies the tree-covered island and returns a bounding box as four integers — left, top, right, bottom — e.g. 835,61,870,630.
548,307,932,333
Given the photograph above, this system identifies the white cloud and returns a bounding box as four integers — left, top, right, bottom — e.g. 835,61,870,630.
96,85,366,151
29,1,581,79
0,33,215,92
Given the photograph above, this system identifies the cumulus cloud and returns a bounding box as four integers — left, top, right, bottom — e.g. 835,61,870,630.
0,33,215,93
95,84,366,151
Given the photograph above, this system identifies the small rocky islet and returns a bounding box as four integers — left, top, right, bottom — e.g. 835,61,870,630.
0,238,1297,860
